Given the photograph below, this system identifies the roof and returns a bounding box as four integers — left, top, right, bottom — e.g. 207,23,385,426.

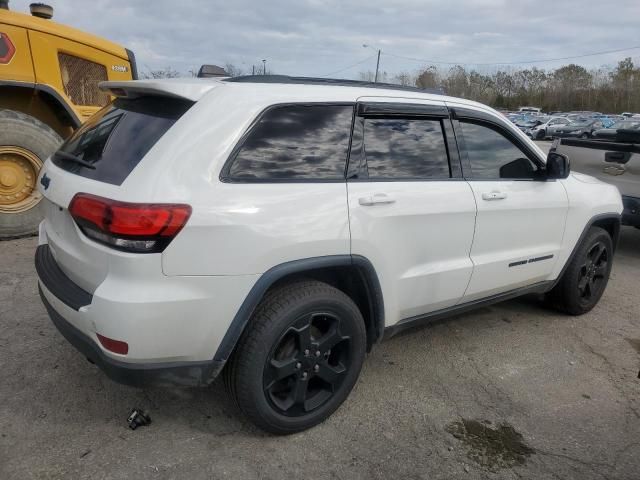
225,75,445,95
1,8,128,60
101,75,449,103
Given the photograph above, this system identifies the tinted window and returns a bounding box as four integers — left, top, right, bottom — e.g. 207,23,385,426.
228,105,353,180
54,97,193,185
363,118,450,179
460,121,540,179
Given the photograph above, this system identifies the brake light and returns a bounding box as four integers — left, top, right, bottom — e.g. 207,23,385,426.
0,33,15,64
69,193,191,253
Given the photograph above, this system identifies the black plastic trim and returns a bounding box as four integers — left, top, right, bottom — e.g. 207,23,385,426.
384,281,554,338
125,48,138,80
357,102,448,118
212,254,385,365
0,80,81,127
39,287,222,387
622,195,640,227
224,75,444,95
35,245,92,311
550,213,621,289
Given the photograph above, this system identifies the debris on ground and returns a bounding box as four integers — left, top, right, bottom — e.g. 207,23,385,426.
127,408,152,430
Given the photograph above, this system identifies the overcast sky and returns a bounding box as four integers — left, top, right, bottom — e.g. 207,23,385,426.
10,0,640,78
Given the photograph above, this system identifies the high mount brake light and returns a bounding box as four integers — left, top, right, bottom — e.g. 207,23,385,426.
69,193,191,253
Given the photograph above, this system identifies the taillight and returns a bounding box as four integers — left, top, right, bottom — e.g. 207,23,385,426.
69,193,191,253
0,33,15,64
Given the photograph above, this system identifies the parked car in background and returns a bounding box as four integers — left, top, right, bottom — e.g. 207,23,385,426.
529,116,570,140
519,106,542,114
553,119,605,139
593,120,640,139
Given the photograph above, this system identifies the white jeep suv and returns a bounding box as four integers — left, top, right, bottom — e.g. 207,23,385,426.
35,76,622,434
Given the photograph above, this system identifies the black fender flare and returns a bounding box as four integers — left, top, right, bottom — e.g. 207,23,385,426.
212,254,385,367
549,212,621,290
0,80,81,128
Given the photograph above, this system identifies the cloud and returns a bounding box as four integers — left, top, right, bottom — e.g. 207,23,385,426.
9,0,640,77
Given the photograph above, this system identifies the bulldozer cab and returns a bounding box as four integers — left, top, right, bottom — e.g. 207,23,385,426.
0,2,137,237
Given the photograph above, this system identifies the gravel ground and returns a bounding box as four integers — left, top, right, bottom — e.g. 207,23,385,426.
1,214,639,479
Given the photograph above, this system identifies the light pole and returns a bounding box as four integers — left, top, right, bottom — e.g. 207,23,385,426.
363,44,381,83
262,59,266,75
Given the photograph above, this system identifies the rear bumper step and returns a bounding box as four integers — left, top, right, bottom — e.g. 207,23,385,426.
35,244,92,311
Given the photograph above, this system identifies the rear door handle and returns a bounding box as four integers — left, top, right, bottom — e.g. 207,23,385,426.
481,191,507,201
358,193,396,206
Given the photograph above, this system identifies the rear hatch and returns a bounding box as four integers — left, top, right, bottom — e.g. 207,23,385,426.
39,95,193,293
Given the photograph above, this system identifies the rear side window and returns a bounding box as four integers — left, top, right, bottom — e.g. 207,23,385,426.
362,118,450,179
53,96,193,185
226,104,353,181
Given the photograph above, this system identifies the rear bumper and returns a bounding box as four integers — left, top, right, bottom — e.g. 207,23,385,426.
35,243,240,387
622,195,640,227
39,286,223,387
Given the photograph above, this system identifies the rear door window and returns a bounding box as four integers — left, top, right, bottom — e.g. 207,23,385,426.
359,117,451,179
225,104,354,181
53,96,193,185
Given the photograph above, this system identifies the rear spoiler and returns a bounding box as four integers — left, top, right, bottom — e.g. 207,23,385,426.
98,79,224,102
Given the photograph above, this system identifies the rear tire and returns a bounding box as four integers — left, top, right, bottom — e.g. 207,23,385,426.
0,110,62,239
546,227,613,315
225,280,366,434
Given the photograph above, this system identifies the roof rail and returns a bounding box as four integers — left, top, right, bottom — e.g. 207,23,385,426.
224,75,445,95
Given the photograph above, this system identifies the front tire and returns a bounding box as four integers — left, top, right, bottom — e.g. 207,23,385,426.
546,227,613,315
225,280,366,434
0,110,62,239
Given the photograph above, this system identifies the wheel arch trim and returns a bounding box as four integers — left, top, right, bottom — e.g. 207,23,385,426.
212,254,385,366
551,212,621,290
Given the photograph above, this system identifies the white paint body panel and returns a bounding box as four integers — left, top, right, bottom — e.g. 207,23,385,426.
463,179,568,300
35,79,623,366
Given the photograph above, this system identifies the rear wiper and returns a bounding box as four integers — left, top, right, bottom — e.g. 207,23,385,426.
53,151,96,170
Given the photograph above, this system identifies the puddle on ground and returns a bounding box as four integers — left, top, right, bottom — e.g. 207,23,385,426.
446,419,535,470
626,338,640,354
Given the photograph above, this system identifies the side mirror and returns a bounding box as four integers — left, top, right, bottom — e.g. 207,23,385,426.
546,152,570,179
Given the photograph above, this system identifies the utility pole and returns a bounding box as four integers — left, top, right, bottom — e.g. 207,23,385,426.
363,45,381,83
262,59,266,75
252,65,255,75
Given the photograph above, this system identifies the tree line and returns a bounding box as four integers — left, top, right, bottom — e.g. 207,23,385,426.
360,57,640,113
141,57,640,114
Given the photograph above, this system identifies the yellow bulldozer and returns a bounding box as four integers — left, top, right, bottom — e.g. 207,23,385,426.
0,1,136,237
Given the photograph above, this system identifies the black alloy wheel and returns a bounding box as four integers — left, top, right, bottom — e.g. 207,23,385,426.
225,280,366,434
546,226,613,315
263,312,353,416
577,240,609,305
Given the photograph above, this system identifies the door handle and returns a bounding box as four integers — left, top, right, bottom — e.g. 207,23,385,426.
358,193,396,206
481,191,507,201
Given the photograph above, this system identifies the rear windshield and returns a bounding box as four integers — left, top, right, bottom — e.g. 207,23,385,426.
53,96,193,185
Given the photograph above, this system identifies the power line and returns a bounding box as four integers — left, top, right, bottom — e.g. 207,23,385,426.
382,45,640,66
321,53,378,77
